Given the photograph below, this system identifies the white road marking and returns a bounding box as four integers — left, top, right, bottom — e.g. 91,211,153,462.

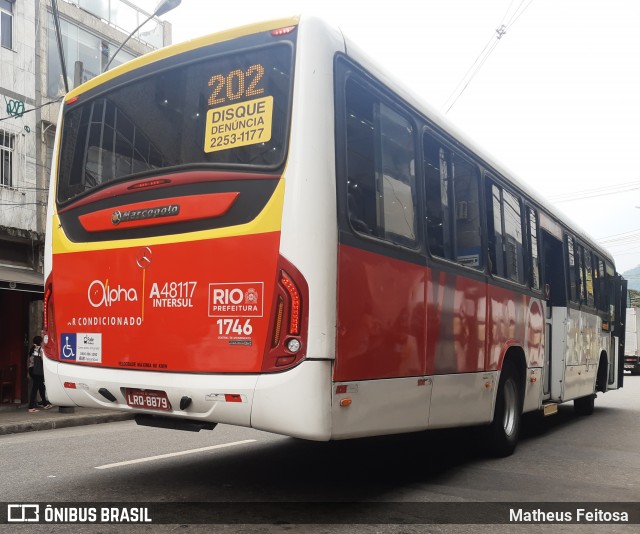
95,439,256,469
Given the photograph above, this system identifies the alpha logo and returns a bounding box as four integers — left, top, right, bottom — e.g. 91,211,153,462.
88,279,139,308
111,204,179,225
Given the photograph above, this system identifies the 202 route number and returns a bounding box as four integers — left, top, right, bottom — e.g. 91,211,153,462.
216,318,252,336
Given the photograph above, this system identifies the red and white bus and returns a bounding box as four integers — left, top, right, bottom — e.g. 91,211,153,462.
44,15,626,456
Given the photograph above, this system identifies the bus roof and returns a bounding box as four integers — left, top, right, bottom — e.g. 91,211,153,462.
65,15,301,102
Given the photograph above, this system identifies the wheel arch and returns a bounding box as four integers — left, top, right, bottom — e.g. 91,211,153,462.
596,350,608,393
500,345,527,404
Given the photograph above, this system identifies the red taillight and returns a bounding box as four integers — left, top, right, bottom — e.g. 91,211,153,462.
127,178,171,191
66,96,79,105
271,26,296,36
43,286,52,330
263,256,308,372
42,273,59,360
280,272,301,335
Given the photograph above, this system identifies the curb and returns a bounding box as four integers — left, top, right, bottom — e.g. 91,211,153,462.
0,412,135,436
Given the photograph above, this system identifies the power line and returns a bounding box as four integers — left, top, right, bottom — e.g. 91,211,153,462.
0,98,63,123
443,0,535,113
549,181,640,203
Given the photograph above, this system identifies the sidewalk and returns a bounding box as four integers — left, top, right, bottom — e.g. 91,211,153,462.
0,403,134,436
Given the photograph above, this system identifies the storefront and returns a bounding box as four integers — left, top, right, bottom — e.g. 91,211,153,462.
0,266,43,405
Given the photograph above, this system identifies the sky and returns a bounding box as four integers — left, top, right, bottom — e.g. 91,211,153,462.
161,0,640,274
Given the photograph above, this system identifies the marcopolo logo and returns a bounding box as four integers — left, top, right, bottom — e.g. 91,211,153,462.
111,204,179,225
88,280,139,308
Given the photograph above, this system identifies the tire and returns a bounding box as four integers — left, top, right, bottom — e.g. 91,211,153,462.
573,394,595,416
485,361,522,457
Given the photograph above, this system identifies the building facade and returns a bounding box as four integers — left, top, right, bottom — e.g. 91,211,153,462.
0,0,172,404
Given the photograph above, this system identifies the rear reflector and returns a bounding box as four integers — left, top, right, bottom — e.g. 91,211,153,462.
272,296,284,348
275,355,296,367
224,394,242,403
64,382,76,389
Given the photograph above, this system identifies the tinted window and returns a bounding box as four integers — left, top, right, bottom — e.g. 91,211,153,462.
424,132,481,268
58,43,293,204
567,236,578,302
503,189,524,284
486,180,523,282
345,80,417,247
528,207,540,290
584,250,595,307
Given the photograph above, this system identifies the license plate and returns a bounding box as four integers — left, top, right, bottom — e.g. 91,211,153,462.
125,388,172,411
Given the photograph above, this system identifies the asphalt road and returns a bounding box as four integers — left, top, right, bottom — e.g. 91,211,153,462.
2,375,640,533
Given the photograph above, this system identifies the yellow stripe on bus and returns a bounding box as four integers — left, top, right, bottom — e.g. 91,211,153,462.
64,16,300,101
52,178,285,254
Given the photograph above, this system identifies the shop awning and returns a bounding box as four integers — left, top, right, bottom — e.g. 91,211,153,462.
0,266,44,293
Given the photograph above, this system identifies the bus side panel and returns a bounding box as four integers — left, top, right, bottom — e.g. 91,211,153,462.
425,267,487,375
485,284,545,371
562,307,605,400
331,376,431,439
334,244,426,381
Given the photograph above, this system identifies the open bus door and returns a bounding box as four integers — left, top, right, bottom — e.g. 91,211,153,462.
540,229,566,399
608,273,627,390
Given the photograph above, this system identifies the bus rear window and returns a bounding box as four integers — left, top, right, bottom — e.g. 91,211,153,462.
57,43,293,204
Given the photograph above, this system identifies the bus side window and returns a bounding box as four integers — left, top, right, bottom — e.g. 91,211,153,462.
423,132,481,269
423,135,449,258
597,258,608,312
377,104,417,246
567,236,578,303
575,243,586,304
502,189,524,284
528,207,541,290
485,181,505,277
585,250,595,307
484,181,524,283
345,80,377,235
452,155,482,269
344,79,418,247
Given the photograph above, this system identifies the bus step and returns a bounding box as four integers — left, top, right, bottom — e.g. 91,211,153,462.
542,403,559,417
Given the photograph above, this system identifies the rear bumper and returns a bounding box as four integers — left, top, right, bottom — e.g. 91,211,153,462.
43,357,332,440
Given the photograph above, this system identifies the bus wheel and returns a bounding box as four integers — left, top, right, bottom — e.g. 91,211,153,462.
573,394,595,416
486,362,521,457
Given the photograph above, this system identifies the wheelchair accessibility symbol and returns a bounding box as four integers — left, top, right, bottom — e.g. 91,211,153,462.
60,334,77,361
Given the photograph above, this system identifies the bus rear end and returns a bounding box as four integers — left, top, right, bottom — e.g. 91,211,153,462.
43,17,331,439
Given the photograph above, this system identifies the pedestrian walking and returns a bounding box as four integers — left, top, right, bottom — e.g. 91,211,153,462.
27,335,52,412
